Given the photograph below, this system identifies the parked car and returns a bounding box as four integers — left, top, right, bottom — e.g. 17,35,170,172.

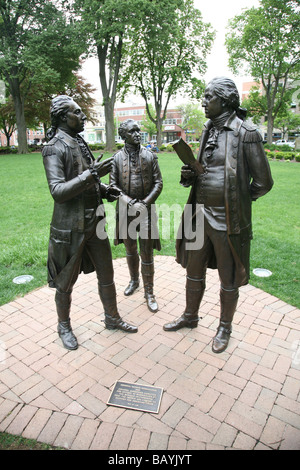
273,139,295,148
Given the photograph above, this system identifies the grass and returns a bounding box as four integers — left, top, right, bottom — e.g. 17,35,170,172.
0,431,63,450
249,161,300,306
0,150,299,449
0,151,299,309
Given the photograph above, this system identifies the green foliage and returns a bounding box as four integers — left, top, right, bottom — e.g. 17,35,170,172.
241,85,269,124
0,91,16,146
88,143,106,151
141,103,157,140
188,142,200,153
73,0,147,150
119,0,215,144
0,431,62,450
226,0,300,142
176,102,206,139
274,110,300,137
249,159,300,307
226,0,300,78
266,151,299,160
0,152,299,308
115,143,124,149
0,0,85,153
0,146,18,154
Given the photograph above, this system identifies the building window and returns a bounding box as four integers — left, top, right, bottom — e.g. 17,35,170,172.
163,118,177,125
141,132,147,144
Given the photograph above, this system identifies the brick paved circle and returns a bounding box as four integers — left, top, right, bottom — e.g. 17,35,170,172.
0,256,299,450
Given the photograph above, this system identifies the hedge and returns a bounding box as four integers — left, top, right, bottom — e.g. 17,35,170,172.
266,150,300,161
0,146,18,155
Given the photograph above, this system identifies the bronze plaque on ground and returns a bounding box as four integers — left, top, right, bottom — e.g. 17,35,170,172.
107,381,163,413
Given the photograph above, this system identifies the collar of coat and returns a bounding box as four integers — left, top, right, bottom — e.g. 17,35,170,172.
204,111,242,134
55,129,82,149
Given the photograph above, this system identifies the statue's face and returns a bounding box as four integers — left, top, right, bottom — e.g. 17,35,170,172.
202,84,224,119
63,101,87,134
123,121,141,146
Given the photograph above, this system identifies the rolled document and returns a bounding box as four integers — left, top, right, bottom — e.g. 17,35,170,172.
172,138,204,175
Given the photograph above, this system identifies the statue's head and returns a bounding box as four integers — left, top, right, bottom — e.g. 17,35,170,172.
202,77,246,120
118,119,141,146
46,95,86,140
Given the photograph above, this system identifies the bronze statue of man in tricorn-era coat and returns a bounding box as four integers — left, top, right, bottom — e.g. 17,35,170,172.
110,119,163,313
42,96,138,350
164,77,273,354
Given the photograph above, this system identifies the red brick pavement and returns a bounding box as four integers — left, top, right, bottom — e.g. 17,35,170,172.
0,256,299,450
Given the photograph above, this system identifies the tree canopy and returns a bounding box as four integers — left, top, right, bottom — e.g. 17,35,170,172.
119,0,215,146
226,0,300,143
73,0,145,150
0,0,85,152
177,102,206,140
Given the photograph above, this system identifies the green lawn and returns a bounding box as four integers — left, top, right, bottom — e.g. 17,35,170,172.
0,431,63,450
0,151,299,308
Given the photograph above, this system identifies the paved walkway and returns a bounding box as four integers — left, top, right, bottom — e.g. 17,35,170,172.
0,256,299,450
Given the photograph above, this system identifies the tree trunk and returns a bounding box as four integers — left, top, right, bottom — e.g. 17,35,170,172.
267,112,274,145
156,118,163,147
104,98,115,152
97,38,123,153
9,77,28,154
0,119,12,146
155,99,163,147
4,128,11,147
14,99,28,154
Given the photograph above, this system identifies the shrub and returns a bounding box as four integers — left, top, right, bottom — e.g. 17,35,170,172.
189,142,200,153
88,143,105,150
264,143,295,152
0,146,18,154
283,152,294,160
115,143,124,149
278,144,295,152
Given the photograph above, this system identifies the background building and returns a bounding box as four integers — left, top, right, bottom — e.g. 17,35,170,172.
82,102,106,144
113,103,187,144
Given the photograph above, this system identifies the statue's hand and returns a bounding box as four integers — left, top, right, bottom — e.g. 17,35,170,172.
181,164,195,179
106,185,122,202
180,165,196,188
133,201,147,215
93,155,114,177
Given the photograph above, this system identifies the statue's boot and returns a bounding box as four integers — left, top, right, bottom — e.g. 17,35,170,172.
212,287,239,354
124,252,140,296
55,290,78,350
163,277,205,331
141,261,158,313
100,282,138,333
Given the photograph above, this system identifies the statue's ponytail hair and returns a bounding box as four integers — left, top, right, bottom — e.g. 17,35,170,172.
45,95,73,141
208,77,247,121
46,126,57,142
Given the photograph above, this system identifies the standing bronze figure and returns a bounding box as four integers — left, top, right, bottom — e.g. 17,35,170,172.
43,96,137,350
110,119,163,313
164,77,273,353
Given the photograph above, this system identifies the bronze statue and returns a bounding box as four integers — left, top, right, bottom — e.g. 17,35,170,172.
110,119,163,313
164,77,273,354
43,96,138,350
